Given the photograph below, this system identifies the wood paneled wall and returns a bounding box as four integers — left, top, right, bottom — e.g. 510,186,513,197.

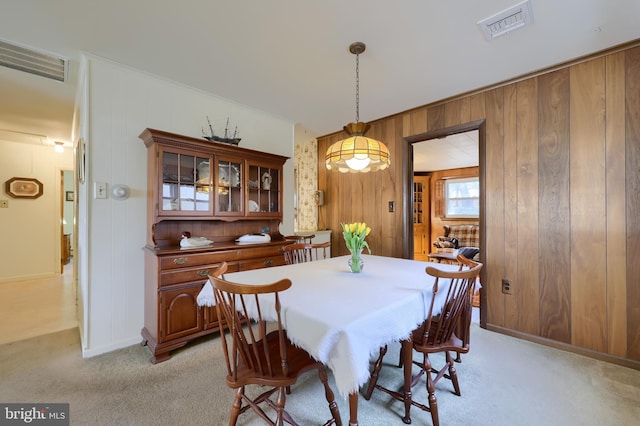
317,44,640,365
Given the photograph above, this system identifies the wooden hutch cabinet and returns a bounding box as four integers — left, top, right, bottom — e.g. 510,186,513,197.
139,128,291,363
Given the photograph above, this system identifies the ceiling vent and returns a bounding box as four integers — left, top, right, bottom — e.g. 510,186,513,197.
478,0,533,41
0,39,67,82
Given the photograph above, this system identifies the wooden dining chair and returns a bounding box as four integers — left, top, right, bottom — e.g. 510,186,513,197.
209,262,342,426
399,254,480,366
282,241,331,264
364,257,483,426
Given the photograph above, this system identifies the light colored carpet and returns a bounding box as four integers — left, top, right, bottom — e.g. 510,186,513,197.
1,325,639,425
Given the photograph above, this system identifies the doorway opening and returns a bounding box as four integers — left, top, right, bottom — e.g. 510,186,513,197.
403,120,486,327
61,170,74,270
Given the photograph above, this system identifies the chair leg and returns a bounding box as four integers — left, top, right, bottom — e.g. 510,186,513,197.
445,352,461,396
318,366,342,426
364,345,388,400
229,387,243,426
278,391,298,426
275,387,286,426
424,356,440,426
400,339,413,425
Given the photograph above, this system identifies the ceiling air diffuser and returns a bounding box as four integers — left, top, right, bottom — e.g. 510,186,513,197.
0,38,67,82
478,0,533,41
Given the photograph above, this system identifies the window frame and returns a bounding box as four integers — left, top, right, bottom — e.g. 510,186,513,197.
444,177,479,219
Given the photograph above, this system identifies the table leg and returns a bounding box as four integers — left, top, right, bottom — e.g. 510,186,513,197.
348,392,359,425
401,338,413,424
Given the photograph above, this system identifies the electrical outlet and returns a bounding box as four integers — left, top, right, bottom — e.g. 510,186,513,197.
502,279,513,295
0,199,8,208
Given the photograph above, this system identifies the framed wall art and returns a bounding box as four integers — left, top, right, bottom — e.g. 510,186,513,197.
5,177,44,199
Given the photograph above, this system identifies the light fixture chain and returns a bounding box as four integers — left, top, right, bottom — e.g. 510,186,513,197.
355,52,360,123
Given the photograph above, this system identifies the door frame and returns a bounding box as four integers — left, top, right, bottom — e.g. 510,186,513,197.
402,119,487,327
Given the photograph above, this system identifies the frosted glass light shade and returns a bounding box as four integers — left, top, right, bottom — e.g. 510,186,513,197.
325,134,390,173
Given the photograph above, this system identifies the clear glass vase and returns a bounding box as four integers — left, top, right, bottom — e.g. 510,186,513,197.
348,248,364,273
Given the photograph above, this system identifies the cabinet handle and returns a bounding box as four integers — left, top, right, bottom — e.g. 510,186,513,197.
197,269,210,277
264,260,273,267
173,257,188,265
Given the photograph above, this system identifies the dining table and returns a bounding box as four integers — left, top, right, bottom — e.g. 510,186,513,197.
217,254,461,426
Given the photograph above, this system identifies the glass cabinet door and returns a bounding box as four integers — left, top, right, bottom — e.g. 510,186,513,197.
248,164,280,215
413,180,424,224
160,150,212,215
216,158,243,216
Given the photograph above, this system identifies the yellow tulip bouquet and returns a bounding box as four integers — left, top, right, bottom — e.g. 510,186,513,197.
341,222,371,272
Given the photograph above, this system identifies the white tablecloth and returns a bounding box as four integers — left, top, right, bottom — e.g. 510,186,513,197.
218,255,460,397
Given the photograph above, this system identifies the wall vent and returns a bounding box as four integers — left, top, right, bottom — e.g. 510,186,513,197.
0,39,67,82
478,0,533,41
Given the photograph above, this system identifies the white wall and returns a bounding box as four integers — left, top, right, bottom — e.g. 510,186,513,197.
80,56,295,357
0,141,73,281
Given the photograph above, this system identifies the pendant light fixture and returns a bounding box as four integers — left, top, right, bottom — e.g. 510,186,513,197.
325,42,390,173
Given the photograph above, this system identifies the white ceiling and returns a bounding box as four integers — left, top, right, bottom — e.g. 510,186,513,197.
414,130,479,172
1,0,638,168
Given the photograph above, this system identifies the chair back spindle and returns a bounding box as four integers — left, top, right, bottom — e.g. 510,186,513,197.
283,241,331,264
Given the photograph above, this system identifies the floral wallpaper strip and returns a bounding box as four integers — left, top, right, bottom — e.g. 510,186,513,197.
294,138,318,231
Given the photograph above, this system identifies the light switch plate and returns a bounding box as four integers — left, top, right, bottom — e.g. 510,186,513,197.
95,182,107,199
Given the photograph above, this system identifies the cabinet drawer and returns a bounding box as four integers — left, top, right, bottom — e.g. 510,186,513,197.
160,250,241,271
160,262,239,287
240,245,288,259
160,266,214,287
239,255,287,271
159,244,288,271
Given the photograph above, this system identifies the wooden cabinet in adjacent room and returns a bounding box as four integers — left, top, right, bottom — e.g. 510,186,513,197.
139,128,291,363
61,233,71,267
413,175,430,261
